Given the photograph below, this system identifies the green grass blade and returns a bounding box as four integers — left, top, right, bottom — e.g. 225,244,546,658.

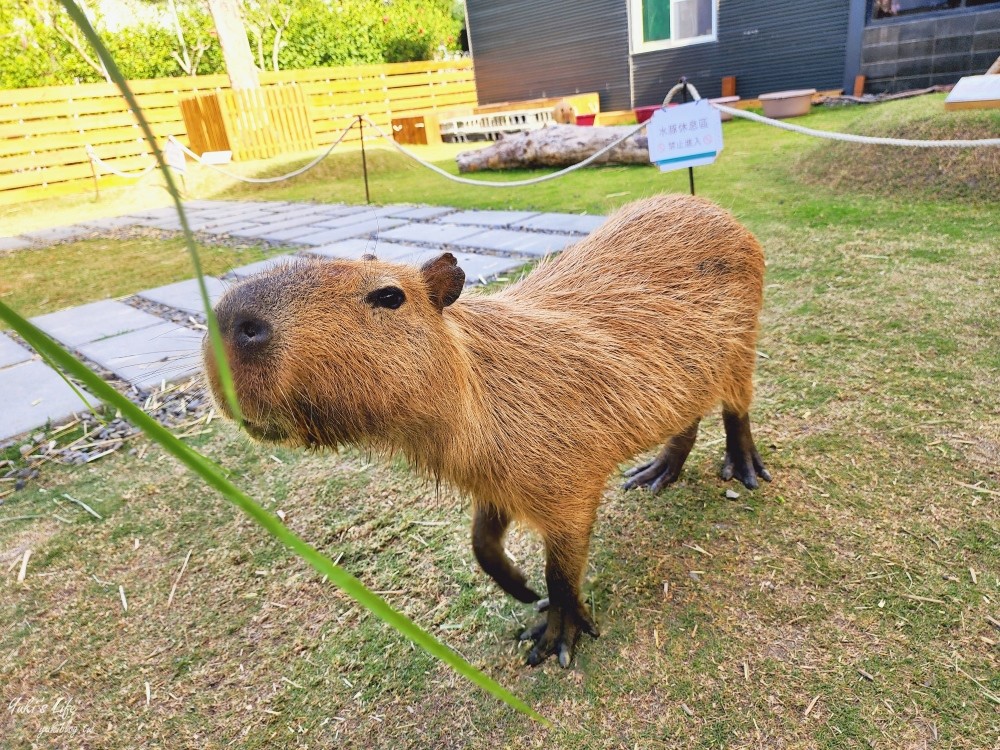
0,304,547,724
55,0,241,425
44,1,547,722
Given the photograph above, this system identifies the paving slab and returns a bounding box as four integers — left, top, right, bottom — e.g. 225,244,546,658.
309,239,425,261
18,225,88,244
0,333,32,369
442,210,540,227
0,236,36,252
77,215,141,232
193,205,261,222
512,213,606,234
77,322,204,392
293,218,408,246
385,205,456,221
30,300,165,349
266,205,333,221
379,223,486,246
142,216,187,231
236,222,329,243
136,277,227,316
239,214,330,238
0,360,100,441
182,200,235,211
203,220,268,236
398,250,528,284
312,206,414,230
129,207,178,221
450,229,578,257
227,254,302,279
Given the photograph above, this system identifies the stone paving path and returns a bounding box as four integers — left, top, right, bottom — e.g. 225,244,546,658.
1,200,606,442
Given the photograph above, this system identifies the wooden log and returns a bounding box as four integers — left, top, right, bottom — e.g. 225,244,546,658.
456,125,649,173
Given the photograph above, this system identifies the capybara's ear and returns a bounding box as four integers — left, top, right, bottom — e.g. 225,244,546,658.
420,253,465,311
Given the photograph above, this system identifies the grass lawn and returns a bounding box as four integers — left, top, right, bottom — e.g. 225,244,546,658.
0,233,291,323
1,95,997,749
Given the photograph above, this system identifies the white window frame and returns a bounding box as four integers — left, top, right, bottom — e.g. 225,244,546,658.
628,0,719,55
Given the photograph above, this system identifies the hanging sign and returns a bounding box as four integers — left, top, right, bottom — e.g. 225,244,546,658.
647,99,723,173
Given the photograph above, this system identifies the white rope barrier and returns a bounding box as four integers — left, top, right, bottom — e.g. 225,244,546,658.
709,102,1000,148
165,120,358,184
85,145,157,179
84,85,1000,194
360,115,649,188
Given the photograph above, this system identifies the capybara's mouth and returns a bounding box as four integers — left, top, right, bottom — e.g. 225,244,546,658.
242,419,290,442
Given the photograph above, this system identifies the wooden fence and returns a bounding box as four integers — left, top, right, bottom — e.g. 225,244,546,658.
0,59,477,205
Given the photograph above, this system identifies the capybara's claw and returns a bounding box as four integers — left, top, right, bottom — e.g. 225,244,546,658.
623,423,700,493
535,597,550,612
622,460,654,479
518,620,547,643
521,603,598,668
622,462,682,493
721,448,771,490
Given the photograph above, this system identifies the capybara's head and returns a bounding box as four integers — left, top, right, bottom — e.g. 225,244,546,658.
204,253,466,448
552,100,577,124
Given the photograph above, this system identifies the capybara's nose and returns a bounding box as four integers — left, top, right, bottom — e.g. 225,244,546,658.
233,315,272,352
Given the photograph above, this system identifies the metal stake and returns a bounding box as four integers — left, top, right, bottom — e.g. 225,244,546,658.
680,76,695,196
357,114,370,205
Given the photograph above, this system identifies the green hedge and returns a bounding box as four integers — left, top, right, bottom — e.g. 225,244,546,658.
0,0,463,89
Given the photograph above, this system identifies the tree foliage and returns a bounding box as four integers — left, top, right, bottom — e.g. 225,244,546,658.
0,0,464,88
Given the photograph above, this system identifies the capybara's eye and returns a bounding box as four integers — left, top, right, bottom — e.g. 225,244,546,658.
365,286,406,310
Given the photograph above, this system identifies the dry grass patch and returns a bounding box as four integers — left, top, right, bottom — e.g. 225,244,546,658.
796,94,1000,203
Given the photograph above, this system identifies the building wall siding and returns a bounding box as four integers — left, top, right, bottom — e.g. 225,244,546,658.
631,0,852,106
861,8,1000,93
465,0,632,111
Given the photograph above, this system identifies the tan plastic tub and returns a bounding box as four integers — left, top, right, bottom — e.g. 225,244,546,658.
709,96,741,121
759,89,817,119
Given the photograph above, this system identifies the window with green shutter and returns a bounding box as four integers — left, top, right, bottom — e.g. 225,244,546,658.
631,0,717,53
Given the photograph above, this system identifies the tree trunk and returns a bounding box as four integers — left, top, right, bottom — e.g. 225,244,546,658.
207,0,259,90
456,125,649,173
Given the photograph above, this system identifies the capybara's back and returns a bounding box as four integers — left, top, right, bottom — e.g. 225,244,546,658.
204,192,771,668
447,194,766,503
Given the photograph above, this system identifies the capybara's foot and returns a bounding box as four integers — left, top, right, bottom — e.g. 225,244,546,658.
519,602,599,668
622,454,684,493
720,446,771,489
721,409,771,490
622,421,700,493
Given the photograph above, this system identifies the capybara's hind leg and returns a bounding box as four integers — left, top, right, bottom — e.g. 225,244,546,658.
721,409,771,489
521,523,599,668
472,504,542,604
622,420,700,493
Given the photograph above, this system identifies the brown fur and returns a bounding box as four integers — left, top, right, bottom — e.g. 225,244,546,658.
552,100,577,124
204,193,770,666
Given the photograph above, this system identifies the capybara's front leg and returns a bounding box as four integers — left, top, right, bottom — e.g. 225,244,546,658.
520,529,599,668
472,504,542,604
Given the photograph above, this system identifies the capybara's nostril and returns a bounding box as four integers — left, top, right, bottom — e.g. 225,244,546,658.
234,316,272,351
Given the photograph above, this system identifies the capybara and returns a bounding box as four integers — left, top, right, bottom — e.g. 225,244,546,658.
204,193,771,668
552,99,577,125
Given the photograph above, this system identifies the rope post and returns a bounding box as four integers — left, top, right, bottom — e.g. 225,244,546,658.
679,76,695,196
87,151,101,200
357,114,371,205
